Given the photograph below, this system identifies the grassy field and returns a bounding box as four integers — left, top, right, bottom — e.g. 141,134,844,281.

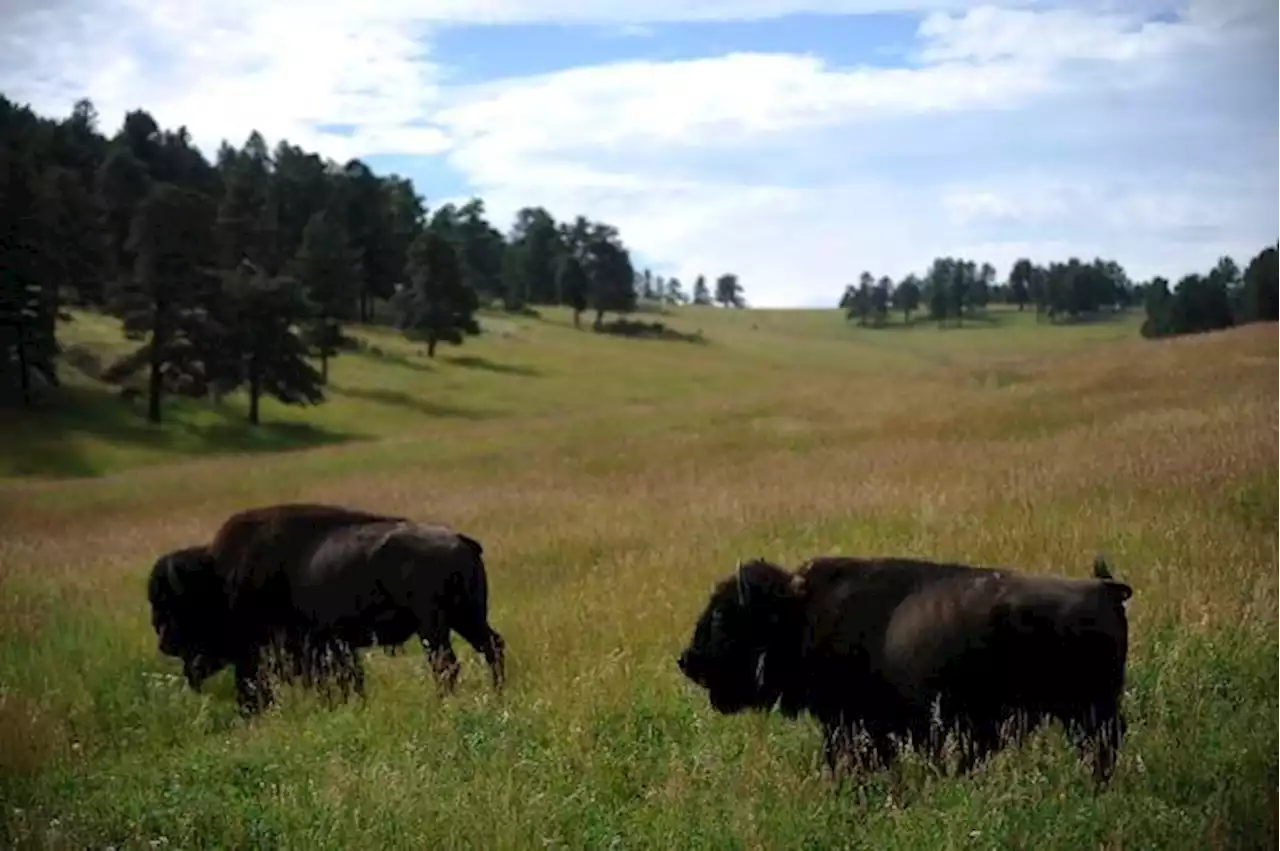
0,303,1275,850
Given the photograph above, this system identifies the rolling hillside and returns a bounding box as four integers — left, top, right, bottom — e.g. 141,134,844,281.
1,304,1275,849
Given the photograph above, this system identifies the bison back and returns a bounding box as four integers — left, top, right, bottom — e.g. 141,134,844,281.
209,503,408,619
881,570,1130,717
289,520,482,635
790,556,983,721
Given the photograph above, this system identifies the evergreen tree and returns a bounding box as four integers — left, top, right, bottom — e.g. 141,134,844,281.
390,230,480,357
291,210,361,381
221,268,325,425
556,254,589,328
106,182,218,422
0,146,58,403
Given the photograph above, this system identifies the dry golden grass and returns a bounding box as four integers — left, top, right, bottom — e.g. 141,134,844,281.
0,305,1275,849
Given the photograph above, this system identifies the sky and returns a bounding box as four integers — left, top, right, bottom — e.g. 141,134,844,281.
0,0,1276,308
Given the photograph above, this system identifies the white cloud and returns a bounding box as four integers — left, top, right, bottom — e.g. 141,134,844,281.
0,0,1274,306
916,4,1214,64
427,3,1276,300
1,0,449,160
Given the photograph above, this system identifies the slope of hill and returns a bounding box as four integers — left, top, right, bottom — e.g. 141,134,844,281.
0,305,1275,850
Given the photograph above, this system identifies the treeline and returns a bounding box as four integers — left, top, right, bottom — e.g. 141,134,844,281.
841,250,1278,335
0,94,745,419
636,269,746,309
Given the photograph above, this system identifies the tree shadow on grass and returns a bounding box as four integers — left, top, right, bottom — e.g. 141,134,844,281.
327,384,493,420
441,354,543,377
593,317,708,344
0,385,362,480
349,346,436,374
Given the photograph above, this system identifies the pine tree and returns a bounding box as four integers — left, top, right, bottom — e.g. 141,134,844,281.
291,210,361,382
390,230,480,357
221,268,325,425
105,182,218,422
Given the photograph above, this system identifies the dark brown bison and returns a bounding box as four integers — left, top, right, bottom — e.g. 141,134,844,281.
677,553,1134,784
146,503,505,713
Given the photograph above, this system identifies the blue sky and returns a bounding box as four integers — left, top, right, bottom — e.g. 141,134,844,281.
1,0,1276,307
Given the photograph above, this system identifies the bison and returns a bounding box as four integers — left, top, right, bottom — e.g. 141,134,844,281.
677,553,1134,784
146,503,505,713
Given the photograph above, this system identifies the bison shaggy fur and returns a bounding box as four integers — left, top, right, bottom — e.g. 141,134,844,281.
677,553,1134,783
146,503,505,713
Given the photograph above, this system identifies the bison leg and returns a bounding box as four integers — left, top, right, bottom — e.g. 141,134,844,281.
425,641,460,693
304,634,365,706
415,614,461,694
820,722,852,778
822,719,897,779
1062,701,1125,785
453,619,507,692
332,639,366,702
953,718,1003,776
233,650,274,715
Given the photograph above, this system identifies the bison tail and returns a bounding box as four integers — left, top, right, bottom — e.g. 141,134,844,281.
1092,554,1133,606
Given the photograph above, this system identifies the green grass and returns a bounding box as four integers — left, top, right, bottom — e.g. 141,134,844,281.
1,304,1276,849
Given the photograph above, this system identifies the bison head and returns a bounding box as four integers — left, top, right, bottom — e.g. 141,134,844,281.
677,558,806,716
146,545,233,690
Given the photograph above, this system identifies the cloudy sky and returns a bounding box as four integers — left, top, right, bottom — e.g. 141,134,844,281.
1,0,1275,307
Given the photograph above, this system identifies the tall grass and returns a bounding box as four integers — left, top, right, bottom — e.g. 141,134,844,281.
1,306,1275,849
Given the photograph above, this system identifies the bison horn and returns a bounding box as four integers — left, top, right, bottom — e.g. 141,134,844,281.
735,560,748,606
1092,554,1114,580
754,650,767,689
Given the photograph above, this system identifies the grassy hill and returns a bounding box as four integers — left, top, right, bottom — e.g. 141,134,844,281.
1,304,1275,849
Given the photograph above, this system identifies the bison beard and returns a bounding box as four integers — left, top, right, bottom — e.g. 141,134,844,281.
146,504,506,715
677,554,1134,784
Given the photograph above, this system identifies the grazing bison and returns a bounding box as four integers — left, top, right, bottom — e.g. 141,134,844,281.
147,503,505,713
285,518,507,698
677,554,1134,784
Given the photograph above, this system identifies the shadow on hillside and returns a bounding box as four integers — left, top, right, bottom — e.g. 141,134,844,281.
442,354,542,377
349,345,436,374
0,385,360,480
593,317,708,344
847,309,1089,331
1039,309,1137,326
327,384,492,420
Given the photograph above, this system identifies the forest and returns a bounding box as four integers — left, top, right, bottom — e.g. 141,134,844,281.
0,94,747,419
2,93,1274,424
839,249,1278,334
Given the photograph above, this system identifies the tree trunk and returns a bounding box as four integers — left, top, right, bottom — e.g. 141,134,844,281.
147,358,162,423
572,309,581,328
427,335,437,358
249,372,260,425
14,322,31,406
321,350,328,383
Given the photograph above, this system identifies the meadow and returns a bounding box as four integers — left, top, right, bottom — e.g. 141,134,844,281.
0,304,1275,850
